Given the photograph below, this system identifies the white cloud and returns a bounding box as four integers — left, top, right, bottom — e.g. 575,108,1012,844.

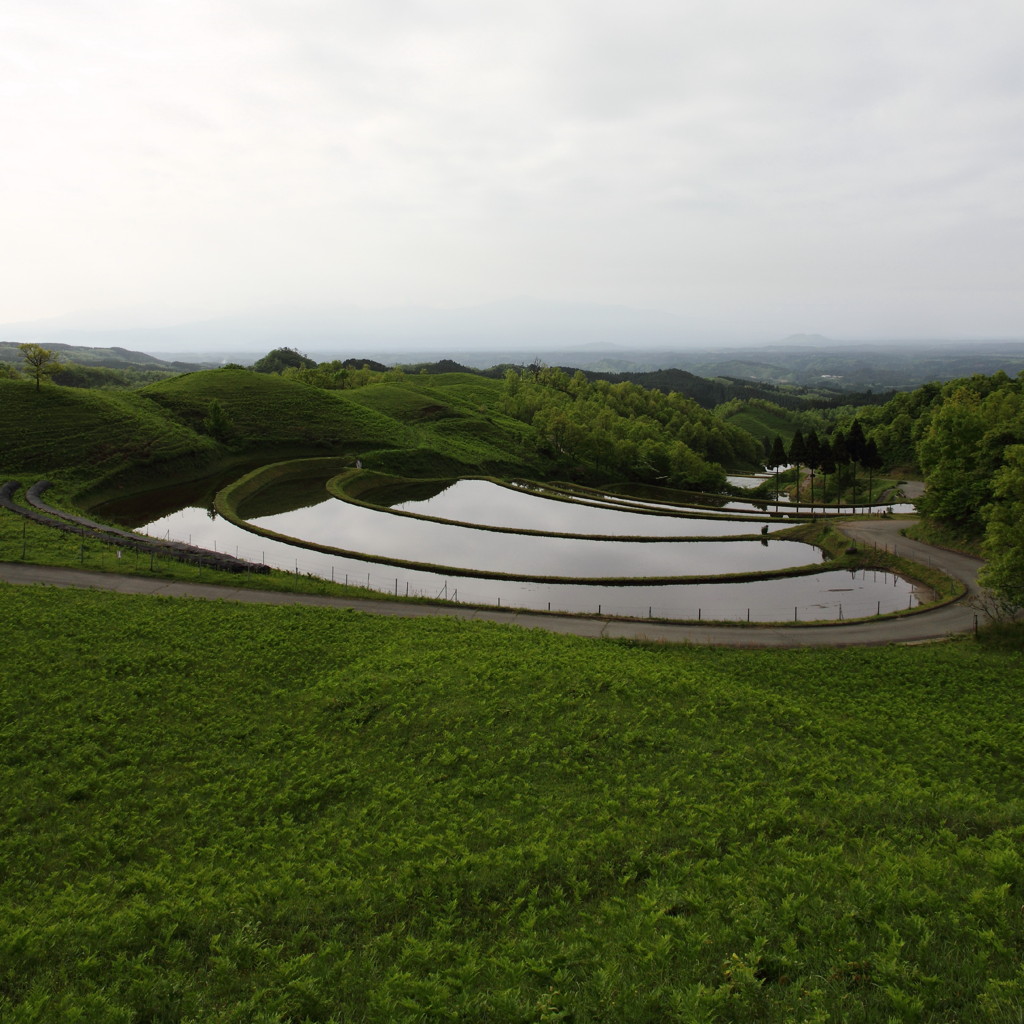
1,0,1022,337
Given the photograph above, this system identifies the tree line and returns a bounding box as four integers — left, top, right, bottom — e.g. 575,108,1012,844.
500,366,764,490
763,420,884,506
812,370,1024,611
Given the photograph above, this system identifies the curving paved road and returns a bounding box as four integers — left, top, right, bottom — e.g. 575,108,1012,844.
0,518,992,647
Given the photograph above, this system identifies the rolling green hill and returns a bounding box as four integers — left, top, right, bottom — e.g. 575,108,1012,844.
141,368,411,450
717,399,804,448
340,375,540,475
343,382,461,423
1,368,545,499
0,377,217,490
342,374,507,420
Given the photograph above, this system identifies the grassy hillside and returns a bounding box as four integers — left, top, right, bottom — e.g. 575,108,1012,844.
2,582,1023,1022
342,382,460,423
1,369,546,505
142,368,411,450
0,377,217,490
717,399,804,448
342,374,506,421
342,375,541,476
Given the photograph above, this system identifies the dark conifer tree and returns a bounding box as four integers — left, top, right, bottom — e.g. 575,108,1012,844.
862,437,883,506
846,419,868,504
768,435,787,508
830,430,848,504
804,430,822,509
789,430,806,504
819,438,836,506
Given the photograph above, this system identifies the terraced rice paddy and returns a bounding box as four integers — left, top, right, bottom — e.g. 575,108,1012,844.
115,473,926,622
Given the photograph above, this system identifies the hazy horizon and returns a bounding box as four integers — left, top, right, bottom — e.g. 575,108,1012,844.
3,1,1022,345
3,299,1023,360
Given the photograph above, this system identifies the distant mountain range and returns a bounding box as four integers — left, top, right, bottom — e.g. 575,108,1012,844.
2,300,1022,393
0,299,725,356
0,341,204,373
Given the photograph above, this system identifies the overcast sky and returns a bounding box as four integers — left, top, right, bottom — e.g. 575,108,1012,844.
2,0,1022,341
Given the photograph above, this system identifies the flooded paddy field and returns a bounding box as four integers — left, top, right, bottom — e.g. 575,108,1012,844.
93,468,929,623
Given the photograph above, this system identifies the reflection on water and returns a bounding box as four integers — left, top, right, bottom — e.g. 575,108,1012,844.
236,476,337,518
596,488,916,518
92,457,327,525
727,475,773,488
384,479,790,537
250,498,820,578
138,506,926,621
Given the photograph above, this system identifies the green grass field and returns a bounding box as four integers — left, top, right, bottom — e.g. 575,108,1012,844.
0,378,217,490
2,370,545,504
141,369,412,450
3,581,1024,1023
343,376,538,475
718,403,802,447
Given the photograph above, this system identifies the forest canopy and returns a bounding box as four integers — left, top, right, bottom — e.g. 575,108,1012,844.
500,366,764,490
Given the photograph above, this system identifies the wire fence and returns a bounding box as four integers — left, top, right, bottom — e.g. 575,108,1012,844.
4,514,926,624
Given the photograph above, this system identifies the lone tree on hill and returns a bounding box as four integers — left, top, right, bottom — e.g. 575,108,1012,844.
19,343,63,392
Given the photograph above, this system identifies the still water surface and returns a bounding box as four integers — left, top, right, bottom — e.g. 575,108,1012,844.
379,479,791,537
131,502,923,622
98,471,926,622
249,498,819,578
602,489,916,517
145,505,925,620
